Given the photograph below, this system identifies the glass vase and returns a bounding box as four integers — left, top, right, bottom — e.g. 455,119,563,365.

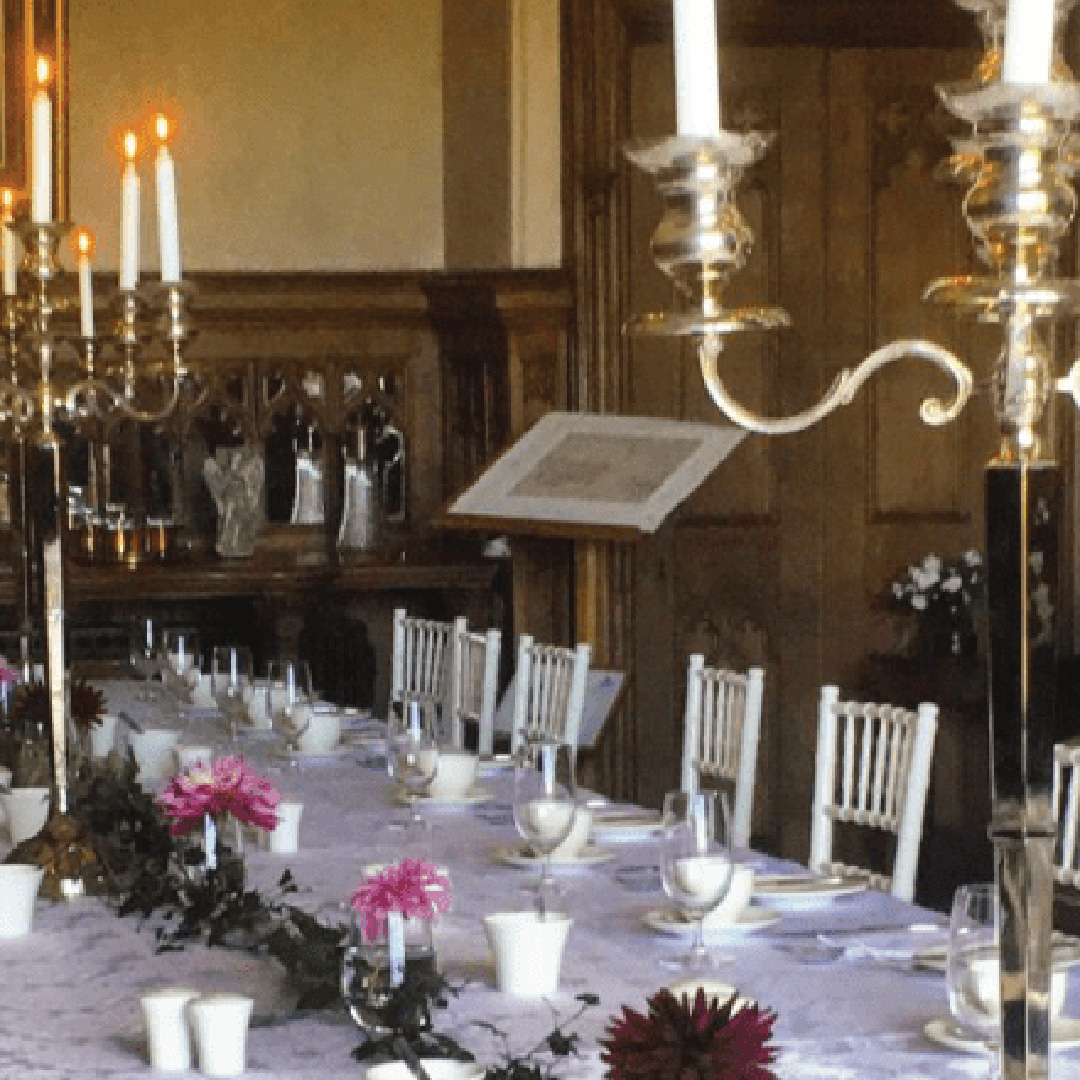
341,910,437,1038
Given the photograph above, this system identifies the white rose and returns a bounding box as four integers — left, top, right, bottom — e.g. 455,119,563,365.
914,570,936,590
963,550,981,566
924,555,942,574
912,595,928,610
942,575,962,592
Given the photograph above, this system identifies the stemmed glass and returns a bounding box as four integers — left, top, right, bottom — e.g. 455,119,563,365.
947,883,1001,1075
387,700,438,843
162,629,199,701
212,646,252,745
131,616,162,701
512,738,580,913
268,660,313,749
660,788,734,973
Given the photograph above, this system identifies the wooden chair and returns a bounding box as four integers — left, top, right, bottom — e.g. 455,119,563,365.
444,617,502,754
1053,743,1080,889
810,685,938,903
389,608,454,721
508,635,591,754
679,654,765,850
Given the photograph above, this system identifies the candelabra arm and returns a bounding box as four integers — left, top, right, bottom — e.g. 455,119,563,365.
64,373,182,424
699,334,975,434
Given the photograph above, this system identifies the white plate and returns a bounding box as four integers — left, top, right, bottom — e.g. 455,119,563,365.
642,906,781,937
923,1016,1080,1054
366,1060,484,1080
494,843,615,869
752,873,868,906
591,808,663,842
477,753,515,776
275,743,357,764
394,785,492,808
916,936,1080,974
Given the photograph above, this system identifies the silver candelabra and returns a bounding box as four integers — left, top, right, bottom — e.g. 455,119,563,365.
628,1,1077,1077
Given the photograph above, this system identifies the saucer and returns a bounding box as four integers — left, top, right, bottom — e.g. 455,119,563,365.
394,785,492,808
494,842,615,869
477,753,515,777
642,906,781,938
591,807,663,842
923,1016,1080,1053
752,872,868,907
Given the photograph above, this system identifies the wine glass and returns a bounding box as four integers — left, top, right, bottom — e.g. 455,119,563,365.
131,616,162,701
511,738,580,913
388,700,438,840
947,883,1001,1073
162,629,199,700
212,646,252,745
659,788,734,973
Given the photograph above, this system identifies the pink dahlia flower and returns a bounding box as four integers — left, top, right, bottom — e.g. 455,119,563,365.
349,858,451,941
158,755,280,836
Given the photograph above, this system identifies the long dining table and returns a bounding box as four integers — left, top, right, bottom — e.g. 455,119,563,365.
0,680,1074,1080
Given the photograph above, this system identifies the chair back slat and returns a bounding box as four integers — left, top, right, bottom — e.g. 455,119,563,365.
810,686,938,903
390,608,455,720
445,620,501,754
509,636,591,753
679,654,765,849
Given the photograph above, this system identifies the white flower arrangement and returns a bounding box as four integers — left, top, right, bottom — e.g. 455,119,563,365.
891,550,984,619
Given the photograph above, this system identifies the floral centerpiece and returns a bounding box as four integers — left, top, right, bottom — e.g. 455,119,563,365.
159,755,280,869
890,550,984,657
601,987,778,1080
345,858,453,1047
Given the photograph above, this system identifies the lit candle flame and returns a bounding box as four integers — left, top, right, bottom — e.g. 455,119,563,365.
35,56,50,89
123,131,138,162
1,190,12,215
155,114,170,144
73,228,94,260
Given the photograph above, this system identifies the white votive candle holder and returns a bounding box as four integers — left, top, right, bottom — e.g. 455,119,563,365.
268,801,303,854
140,986,198,1072
0,863,44,938
189,993,253,1077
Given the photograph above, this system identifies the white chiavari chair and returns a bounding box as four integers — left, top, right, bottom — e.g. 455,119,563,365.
508,635,591,755
809,685,938,903
444,617,501,754
679,654,765,850
389,608,454,723
1053,743,1080,888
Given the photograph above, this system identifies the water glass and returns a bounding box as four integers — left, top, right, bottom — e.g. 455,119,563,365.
131,616,162,701
512,738,579,911
948,883,1000,1069
388,701,438,835
212,647,252,742
660,788,733,972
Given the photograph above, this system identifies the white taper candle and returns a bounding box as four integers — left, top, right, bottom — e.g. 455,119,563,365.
673,0,721,138
120,132,140,291
1002,0,1056,84
2,190,15,296
74,229,94,338
30,58,52,224
154,115,182,283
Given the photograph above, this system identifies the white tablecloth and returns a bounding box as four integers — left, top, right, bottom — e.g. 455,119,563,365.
0,682,1069,1078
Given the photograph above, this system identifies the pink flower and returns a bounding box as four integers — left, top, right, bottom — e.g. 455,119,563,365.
158,755,280,836
349,858,451,941
0,666,19,687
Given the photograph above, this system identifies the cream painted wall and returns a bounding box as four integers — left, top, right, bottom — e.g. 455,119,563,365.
68,0,445,272
510,0,561,267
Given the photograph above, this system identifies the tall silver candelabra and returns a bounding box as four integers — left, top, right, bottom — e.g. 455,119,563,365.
0,215,193,899
627,1,1076,1077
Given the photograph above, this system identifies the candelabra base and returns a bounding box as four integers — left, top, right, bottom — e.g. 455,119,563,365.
5,811,107,901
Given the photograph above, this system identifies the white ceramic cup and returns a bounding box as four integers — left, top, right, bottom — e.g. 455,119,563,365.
702,865,755,927
175,745,214,773
295,707,341,754
190,674,216,709
428,750,479,801
130,729,181,783
89,712,119,759
3,787,49,845
483,911,572,997
550,807,593,860
188,993,254,1078
140,987,199,1072
0,864,44,938
268,801,303,854
245,683,272,730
